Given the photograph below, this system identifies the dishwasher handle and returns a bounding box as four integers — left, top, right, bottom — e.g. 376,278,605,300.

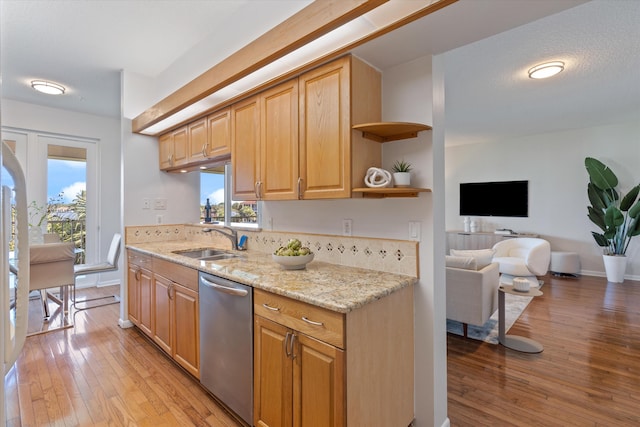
200,276,248,297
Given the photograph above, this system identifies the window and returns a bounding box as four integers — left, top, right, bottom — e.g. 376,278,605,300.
200,164,259,227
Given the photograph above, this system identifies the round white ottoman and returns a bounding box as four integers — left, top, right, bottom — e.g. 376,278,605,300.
550,251,580,276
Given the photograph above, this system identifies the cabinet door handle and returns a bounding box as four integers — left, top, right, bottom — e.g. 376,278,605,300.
289,333,297,360
167,283,173,300
297,177,303,199
259,181,263,199
254,181,260,199
284,331,292,358
134,267,141,281
202,143,208,157
168,154,174,166
302,316,324,327
262,303,280,312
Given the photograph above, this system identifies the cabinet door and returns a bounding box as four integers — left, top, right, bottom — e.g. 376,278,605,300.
173,284,199,378
299,56,351,199
127,264,140,325
260,80,299,200
153,274,172,354
207,108,231,159
254,316,293,427
172,126,189,167
187,117,208,163
293,333,345,427
138,268,154,337
232,96,260,200
158,133,173,170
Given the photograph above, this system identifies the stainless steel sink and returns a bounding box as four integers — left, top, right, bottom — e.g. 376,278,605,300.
199,253,242,261
173,248,241,260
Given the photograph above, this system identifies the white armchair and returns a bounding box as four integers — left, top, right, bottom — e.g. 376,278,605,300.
446,256,500,337
492,237,551,287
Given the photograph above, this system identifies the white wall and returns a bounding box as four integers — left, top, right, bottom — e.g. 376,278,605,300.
1,99,122,284
121,71,200,227
121,118,199,226
445,118,640,280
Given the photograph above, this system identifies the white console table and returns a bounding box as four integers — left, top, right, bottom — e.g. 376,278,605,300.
446,231,539,252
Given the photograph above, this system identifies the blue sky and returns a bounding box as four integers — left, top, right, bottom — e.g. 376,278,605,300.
48,159,86,203
200,172,225,205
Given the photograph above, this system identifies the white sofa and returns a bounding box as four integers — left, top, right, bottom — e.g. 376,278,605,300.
446,255,500,337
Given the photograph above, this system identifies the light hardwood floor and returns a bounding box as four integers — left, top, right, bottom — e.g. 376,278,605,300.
5,286,241,427
8,276,640,426
447,274,640,426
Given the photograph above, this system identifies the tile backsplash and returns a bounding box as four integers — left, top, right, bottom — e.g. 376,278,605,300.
126,224,419,277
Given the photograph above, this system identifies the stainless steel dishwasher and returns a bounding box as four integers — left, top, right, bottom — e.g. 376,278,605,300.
199,272,253,424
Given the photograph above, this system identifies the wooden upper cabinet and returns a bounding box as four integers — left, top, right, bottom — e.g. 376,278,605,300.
231,95,260,200
232,79,299,201
299,55,381,199
159,126,189,170
206,107,231,159
159,108,230,171
260,80,299,200
187,117,208,163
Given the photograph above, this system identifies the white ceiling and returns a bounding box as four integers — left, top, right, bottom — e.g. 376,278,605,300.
2,0,639,146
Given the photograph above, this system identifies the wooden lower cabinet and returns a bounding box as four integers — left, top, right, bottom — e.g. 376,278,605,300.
254,316,344,427
152,268,200,378
154,274,199,377
254,287,414,427
127,249,153,335
126,250,200,379
172,283,199,377
153,274,172,354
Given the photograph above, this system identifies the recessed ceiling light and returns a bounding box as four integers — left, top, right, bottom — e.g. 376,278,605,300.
31,80,66,95
528,61,564,79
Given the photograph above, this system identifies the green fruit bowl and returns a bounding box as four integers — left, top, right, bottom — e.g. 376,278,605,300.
272,253,314,270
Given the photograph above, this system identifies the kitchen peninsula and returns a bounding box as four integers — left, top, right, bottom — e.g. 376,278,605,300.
125,224,417,427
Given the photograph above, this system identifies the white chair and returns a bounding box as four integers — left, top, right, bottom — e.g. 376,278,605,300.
446,256,500,337
73,233,121,310
492,237,551,287
29,241,76,334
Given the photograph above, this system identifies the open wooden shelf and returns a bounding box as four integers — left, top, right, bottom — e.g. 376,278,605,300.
352,122,432,142
352,187,432,198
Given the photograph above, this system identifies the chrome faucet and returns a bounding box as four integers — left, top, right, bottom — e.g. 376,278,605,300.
202,226,238,250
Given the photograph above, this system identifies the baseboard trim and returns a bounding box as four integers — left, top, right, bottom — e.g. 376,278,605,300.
580,270,640,282
118,319,134,329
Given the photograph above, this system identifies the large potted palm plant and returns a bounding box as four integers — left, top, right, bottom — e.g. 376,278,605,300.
585,157,640,283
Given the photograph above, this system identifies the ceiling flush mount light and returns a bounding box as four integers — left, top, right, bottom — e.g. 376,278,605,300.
528,61,564,79
31,80,66,95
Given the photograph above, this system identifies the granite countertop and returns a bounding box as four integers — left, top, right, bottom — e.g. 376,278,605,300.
126,241,416,313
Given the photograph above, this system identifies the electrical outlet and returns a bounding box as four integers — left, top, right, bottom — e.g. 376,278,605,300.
142,198,150,209
156,215,163,224
342,219,353,236
268,217,274,231
409,221,421,241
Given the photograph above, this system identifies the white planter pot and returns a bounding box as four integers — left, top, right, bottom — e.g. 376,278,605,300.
393,172,411,187
603,254,627,283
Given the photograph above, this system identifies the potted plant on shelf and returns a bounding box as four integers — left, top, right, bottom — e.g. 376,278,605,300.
585,157,640,283
392,159,412,188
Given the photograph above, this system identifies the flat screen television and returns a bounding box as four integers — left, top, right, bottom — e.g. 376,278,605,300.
459,180,528,217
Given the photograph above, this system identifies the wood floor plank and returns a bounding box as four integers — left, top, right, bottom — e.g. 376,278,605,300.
448,274,640,426
5,286,241,427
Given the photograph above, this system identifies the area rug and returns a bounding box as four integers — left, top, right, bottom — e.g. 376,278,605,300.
446,282,543,344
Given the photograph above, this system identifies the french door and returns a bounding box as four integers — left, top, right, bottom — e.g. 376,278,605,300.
1,129,98,284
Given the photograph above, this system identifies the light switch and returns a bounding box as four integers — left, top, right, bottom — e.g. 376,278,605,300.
154,198,167,210
409,221,421,241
